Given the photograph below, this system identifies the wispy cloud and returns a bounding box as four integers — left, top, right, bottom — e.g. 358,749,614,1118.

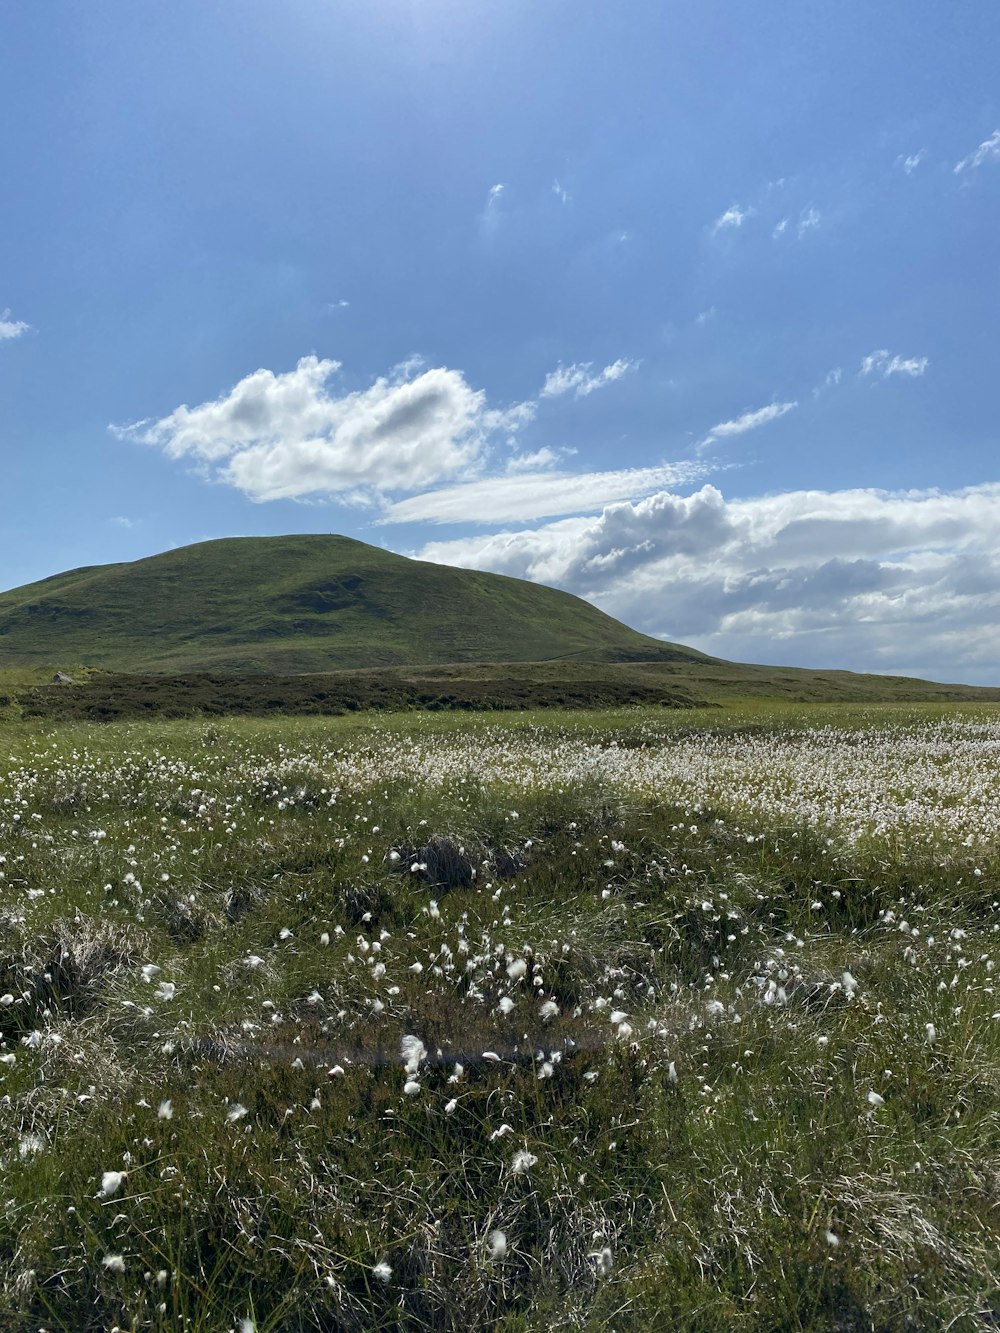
711,204,751,235
772,218,788,239
954,129,1000,174
552,178,570,205
382,461,709,526
540,358,637,399
486,183,505,207
898,148,927,174
813,367,842,397
0,309,30,340
699,400,797,451
326,299,350,311
861,349,929,379
797,206,821,237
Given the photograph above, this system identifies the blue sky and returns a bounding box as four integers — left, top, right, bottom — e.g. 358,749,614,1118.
2,1,999,681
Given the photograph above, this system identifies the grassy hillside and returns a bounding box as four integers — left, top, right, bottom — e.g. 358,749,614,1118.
0,535,705,674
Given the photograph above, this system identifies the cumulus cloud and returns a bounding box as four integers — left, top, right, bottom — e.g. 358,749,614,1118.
954,129,1000,174
416,482,1000,684
699,401,797,451
861,350,929,379
711,204,751,234
0,310,29,340
382,461,709,526
541,359,637,399
113,356,502,503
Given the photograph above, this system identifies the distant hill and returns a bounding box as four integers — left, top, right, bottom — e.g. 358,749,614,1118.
0,535,707,674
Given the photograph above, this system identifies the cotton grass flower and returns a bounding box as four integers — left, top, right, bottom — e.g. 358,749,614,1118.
102,1253,126,1275
158,1100,173,1120
511,1149,538,1175
373,1260,392,1282
400,1034,427,1075
227,1103,248,1123
486,1230,507,1260
589,1246,614,1277
867,1090,885,1107
100,1170,126,1197
539,999,559,1022
506,958,527,981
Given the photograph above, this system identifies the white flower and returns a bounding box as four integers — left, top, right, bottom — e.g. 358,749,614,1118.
539,1000,559,1022
403,1079,421,1096
444,1098,457,1114
487,1229,507,1260
373,1260,392,1282
400,1034,427,1076
867,1090,884,1107
490,1123,514,1140
511,1149,538,1175
667,1061,678,1085
506,959,527,981
925,1023,937,1045
824,1230,840,1247
102,1253,126,1274
141,964,161,983
227,1103,248,1123
153,981,176,1002
158,1100,173,1120
482,1051,501,1064
100,1170,126,1197
498,996,515,1016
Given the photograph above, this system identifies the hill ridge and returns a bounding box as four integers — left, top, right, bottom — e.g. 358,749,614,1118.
0,534,705,674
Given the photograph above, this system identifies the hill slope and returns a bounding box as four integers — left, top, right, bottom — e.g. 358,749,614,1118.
0,535,706,673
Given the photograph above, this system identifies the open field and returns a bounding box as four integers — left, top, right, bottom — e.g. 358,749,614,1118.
1,702,1000,1329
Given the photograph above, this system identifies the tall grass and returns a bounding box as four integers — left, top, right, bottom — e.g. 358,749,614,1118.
0,705,998,1329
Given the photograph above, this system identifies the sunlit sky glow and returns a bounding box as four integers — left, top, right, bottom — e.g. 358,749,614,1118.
2,1,999,681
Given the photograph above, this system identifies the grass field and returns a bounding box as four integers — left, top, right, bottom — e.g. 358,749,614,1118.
1,700,1000,1330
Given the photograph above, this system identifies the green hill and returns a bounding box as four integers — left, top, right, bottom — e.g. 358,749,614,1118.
0,534,706,674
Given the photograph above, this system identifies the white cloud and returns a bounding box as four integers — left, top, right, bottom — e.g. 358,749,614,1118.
326,299,350,311
772,218,789,239
552,179,570,205
487,183,505,207
0,310,29,340
861,349,929,379
382,461,709,526
797,206,821,237
898,148,927,174
711,204,751,234
114,356,498,503
695,307,716,325
540,358,637,399
416,481,1000,683
813,367,842,398
699,400,797,451
954,129,1000,174
505,447,564,474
